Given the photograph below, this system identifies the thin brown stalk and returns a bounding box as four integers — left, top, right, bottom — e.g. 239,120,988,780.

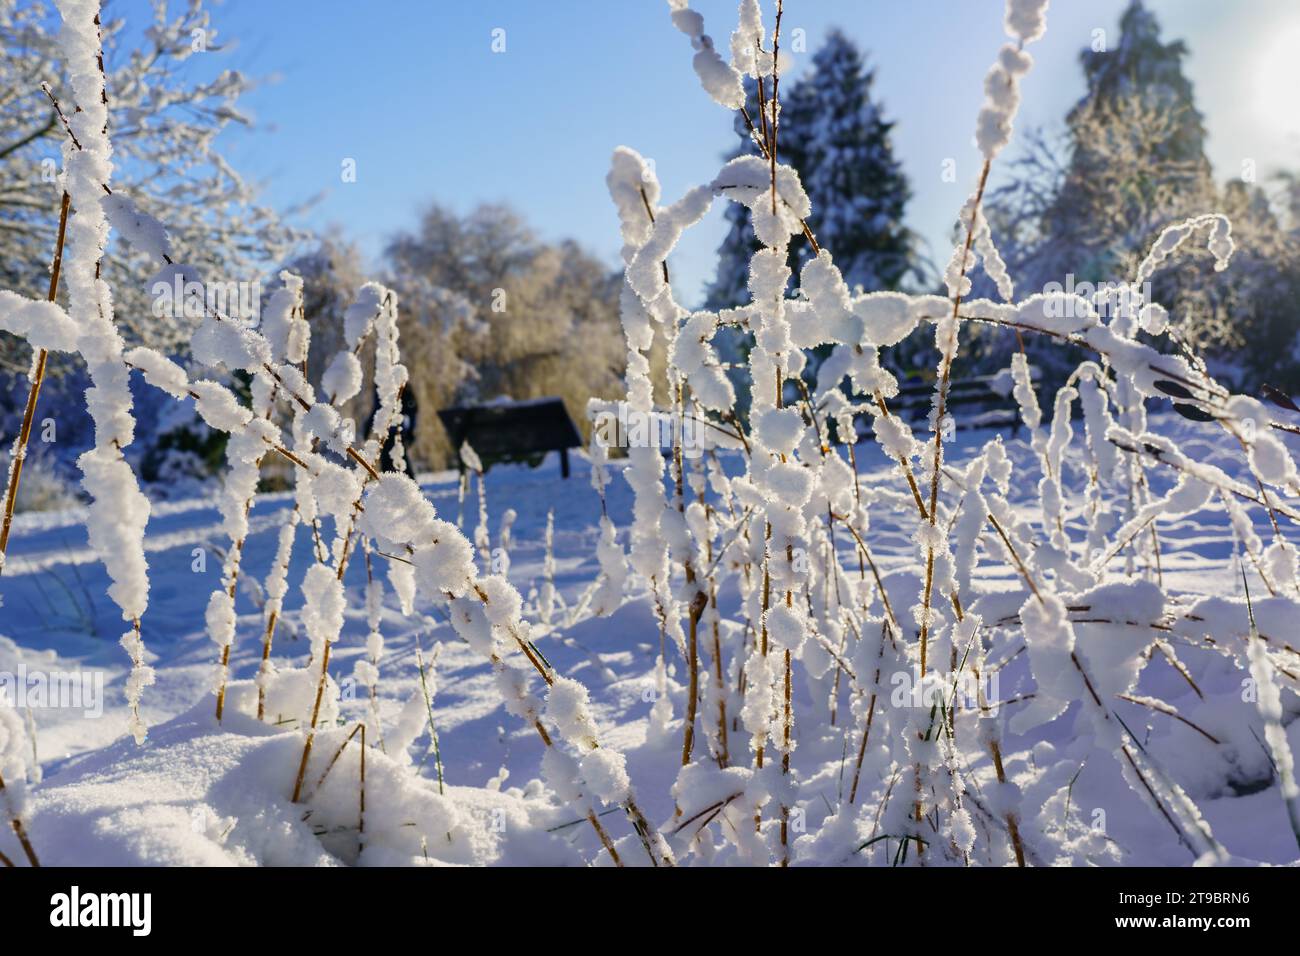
1149,518,1164,588
848,696,876,804
624,794,673,866
358,723,367,849
1120,744,1190,847
589,810,623,866
1110,439,1300,524
830,512,899,633
701,504,729,767
512,660,669,865
682,589,707,765
987,739,1026,866
872,390,928,520
1153,640,1203,699
638,184,669,285
0,189,71,572
711,593,729,767
414,637,446,795
671,386,707,769
214,523,256,721
1093,513,1158,571
1226,427,1288,545
763,34,795,837
291,641,332,803
345,446,382,482
312,723,363,794
987,512,1042,603
215,643,233,721
1116,694,1220,744
769,0,783,218
780,646,791,867
465,593,672,863
848,618,888,804
975,616,1028,865
41,84,81,150
256,609,278,721
738,109,820,254
918,158,992,677
0,769,38,866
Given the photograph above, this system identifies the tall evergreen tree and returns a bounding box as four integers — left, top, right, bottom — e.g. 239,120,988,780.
704,30,913,310
980,0,1220,380
800,30,913,293
1076,0,1206,156
1037,0,1214,283
984,0,1300,389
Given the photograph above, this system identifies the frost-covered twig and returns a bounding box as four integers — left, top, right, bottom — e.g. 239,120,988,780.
0,185,72,575
414,636,445,795
0,706,39,866
55,0,156,743
1242,571,1300,851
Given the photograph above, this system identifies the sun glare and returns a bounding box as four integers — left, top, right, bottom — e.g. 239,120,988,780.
1253,23,1300,137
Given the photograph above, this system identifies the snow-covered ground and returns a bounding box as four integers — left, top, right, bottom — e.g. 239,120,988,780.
2,414,1296,866
6,0,1298,877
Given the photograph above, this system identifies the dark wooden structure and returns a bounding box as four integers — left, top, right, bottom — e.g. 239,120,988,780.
437,397,583,478
889,370,1040,438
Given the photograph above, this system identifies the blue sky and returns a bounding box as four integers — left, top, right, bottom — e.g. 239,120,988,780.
141,0,1300,305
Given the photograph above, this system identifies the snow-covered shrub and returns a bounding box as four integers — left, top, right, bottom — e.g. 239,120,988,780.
569,0,1300,866
11,447,78,514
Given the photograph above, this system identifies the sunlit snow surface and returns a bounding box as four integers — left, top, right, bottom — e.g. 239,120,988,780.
2,413,1296,865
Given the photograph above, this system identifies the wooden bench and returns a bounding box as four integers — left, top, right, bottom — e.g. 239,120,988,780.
437,397,583,478
885,369,1039,438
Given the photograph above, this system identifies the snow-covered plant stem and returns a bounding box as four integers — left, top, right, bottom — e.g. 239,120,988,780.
255,598,284,721
1,665,38,865
414,637,445,794
213,389,281,721
957,597,1026,866
297,293,405,761
0,774,38,867
621,178,708,770
255,278,308,723
771,6,798,868
896,2,1048,859
1242,573,1300,851
292,644,334,802
130,270,660,861
0,184,71,574
994,506,1223,859
921,158,990,677
460,442,491,566
258,509,301,721
669,397,709,769
293,493,370,803
358,473,672,866
540,508,557,624
702,501,728,767
55,0,155,743
355,547,387,749
304,720,367,853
